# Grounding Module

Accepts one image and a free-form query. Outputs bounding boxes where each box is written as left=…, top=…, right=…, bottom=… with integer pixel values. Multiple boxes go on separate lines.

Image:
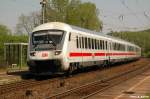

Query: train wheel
left=69, top=65, right=74, bottom=74
left=65, top=64, right=74, bottom=77
left=103, top=60, right=109, bottom=68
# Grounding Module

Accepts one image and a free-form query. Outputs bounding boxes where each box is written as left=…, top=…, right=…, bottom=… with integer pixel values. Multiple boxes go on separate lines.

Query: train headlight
left=30, top=52, right=36, bottom=56
left=55, top=51, right=61, bottom=55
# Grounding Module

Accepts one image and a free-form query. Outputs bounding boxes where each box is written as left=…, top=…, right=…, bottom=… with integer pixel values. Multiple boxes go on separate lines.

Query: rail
left=46, top=61, right=150, bottom=99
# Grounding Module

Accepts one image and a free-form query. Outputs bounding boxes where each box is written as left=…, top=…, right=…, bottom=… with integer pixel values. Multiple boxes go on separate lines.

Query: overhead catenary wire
left=120, top=0, right=145, bottom=25
left=101, top=0, right=150, bottom=32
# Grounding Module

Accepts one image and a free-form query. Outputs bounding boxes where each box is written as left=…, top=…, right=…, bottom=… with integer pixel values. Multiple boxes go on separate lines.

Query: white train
left=27, top=22, right=141, bottom=75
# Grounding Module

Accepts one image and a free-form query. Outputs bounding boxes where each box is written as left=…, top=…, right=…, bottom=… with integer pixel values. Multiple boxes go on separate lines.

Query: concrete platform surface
left=90, top=69, right=150, bottom=99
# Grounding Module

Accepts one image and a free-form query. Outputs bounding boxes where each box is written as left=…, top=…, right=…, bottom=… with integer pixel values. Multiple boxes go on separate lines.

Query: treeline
left=109, top=29, right=150, bottom=57
left=16, top=0, right=102, bottom=34
left=0, top=24, right=28, bottom=62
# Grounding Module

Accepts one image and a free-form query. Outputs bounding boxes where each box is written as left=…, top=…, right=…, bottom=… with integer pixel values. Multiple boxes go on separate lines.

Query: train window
left=117, top=43, right=119, bottom=50
left=85, top=37, right=87, bottom=49
left=114, top=43, right=116, bottom=50
left=98, top=40, right=100, bottom=49
left=97, top=40, right=99, bottom=49
left=97, top=40, right=99, bottom=50
left=122, top=45, right=125, bottom=51
left=99, top=40, right=101, bottom=49
left=76, top=36, right=79, bottom=48
left=96, top=40, right=98, bottom=49
left=105, top=41, right=107, bottom=50
left=102, top=41, right=104, bottom=50
left=103, top=41, right=105, bottom=50
left=121, top=44, right=122, bottom=51
left=112, top=42, right=114, bottom=50
left=120, top=44, right=122, bottom=51
left=69, top=33, right=71, bottom=41
left=117, top=43, right=118, bottom=50
left=82, top=37, right=84, bottom=49
left=94, top=39, right=97, bottom=49
left=124, top=45, right=125, bottom=51
left=79, top=37, right=82, bottom=48
left=97, top=40, right=100, bottom=49
left=101, top=41, right=102, bottom=50
left=116, top=43, right=118, bottom=50
left=127, top=46, right=129, bottom=51
left=113, top=43, right=115, bottom=50
left=118, top=44, right=120, bottom=50
left=118, top=44, right=120, bottom=51
left=109, top=42, right=111, bottom=50
left=88, top=38, right=91, bottom=49
left=100, top=40, right=102, bottom=50
left=99, top=40, right=102, bottom=49
left=92, top=39, right=94, bottom=49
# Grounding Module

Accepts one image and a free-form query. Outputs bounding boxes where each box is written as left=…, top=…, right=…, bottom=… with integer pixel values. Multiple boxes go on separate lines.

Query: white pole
left=20, top=44, right=22, bottom=69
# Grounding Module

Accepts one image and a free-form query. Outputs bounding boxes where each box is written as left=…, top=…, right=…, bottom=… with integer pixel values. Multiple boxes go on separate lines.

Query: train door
left=107, top=41, right=111, bottom=62
left=79, top=36, right=83, bottom=66
left=105, top=41, right=108, bottom=60
left=77, top=35, right=83, bottom=64
left=68, top=33, right=82, bottom=63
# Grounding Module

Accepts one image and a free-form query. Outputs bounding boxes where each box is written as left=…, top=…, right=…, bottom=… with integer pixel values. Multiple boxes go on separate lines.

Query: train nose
left=30, top=51, right=55, bottom=60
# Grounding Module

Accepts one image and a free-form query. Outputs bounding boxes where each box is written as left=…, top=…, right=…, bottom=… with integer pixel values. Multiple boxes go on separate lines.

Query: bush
left=144, top=51, right=150, bottom=58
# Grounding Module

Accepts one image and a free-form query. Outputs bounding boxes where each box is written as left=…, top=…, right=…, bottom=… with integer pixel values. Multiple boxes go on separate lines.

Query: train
left=27, top=22, right=141, bottom=75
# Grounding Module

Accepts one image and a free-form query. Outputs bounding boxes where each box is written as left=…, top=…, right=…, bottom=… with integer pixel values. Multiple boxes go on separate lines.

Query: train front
left=27, top=23, right=67, bottom=75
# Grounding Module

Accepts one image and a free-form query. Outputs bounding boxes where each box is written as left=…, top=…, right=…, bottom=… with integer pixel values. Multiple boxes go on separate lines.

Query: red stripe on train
left=69, top=52, right=136, bottom=57
left=69, top=52, right=92, bottom=57
left=94, top=53, right=106, bottom=56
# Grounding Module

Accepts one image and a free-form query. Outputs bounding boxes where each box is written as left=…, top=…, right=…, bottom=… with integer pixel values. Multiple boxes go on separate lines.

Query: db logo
left=42, top=53, right=48, bottom=57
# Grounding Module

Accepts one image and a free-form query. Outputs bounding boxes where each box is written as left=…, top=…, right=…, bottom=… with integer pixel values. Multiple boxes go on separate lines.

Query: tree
left=15, top=12, right=41, bottom=35
left=76, top=2, right=102, bottom=31
left=46, top=0, right=102, bottom=31
left=15, top=0, right=103, bottom=34
left=0, top=24, right=11, bottom=61
left=0, top=24, right=11, bottom=36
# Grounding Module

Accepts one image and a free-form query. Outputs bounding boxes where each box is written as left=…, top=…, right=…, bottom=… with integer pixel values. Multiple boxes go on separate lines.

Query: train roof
left=70, top=23, right=139, bottom=48
left=32, top=22, right=140, bottom=48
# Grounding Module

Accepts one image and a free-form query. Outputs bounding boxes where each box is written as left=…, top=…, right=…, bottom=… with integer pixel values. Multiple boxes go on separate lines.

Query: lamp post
left=40, top=0, right=47, bottom=24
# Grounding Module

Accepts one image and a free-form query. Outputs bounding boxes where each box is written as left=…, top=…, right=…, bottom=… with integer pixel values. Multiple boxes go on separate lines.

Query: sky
left=0, top=0, right=150, bottom=33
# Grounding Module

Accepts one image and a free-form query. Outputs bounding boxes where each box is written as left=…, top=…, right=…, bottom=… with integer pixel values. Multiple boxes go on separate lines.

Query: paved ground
left=0, top=74, right=21, bottom=85
left=90, top=68, right=150, bottom=99
left=0, top=70, right=29, bottom=85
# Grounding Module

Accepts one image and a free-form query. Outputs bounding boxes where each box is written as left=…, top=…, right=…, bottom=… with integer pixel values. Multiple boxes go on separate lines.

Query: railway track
left=0, top=59, right=149, bottom=99
left=0, top=76, right=61, bottom=95
left=46, top=60, right=150, bottom=99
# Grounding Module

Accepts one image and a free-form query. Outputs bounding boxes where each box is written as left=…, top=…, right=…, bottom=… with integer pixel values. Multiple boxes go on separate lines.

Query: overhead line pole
left=40, top=0, right=47, bottom=24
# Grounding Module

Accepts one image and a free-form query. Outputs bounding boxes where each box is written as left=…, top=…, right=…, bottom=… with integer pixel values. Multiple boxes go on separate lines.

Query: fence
left=4, top=43, right=28, bottom=71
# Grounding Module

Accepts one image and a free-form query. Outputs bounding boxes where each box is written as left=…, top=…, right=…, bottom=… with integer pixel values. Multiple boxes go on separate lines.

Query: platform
left=90, top=68, right=150, bottom=99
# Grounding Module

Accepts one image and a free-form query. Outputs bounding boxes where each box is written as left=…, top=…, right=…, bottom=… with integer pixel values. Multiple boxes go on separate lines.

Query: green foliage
left=46, top=0, right=102, bottom=31
left=0, top=24, right=11, bottom=36
left=0, top=35, right=28, bottom=59
left=0, top=24, right=28, bottom=62
left=109, top=29, right=150, bottom=57
left=144, top=51, right=150, bottom=58
left=16, top=0, right=103, bottom=34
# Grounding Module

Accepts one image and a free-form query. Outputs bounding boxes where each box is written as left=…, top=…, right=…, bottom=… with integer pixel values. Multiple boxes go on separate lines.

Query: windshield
left=31, top=30, right=65, bottom=51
